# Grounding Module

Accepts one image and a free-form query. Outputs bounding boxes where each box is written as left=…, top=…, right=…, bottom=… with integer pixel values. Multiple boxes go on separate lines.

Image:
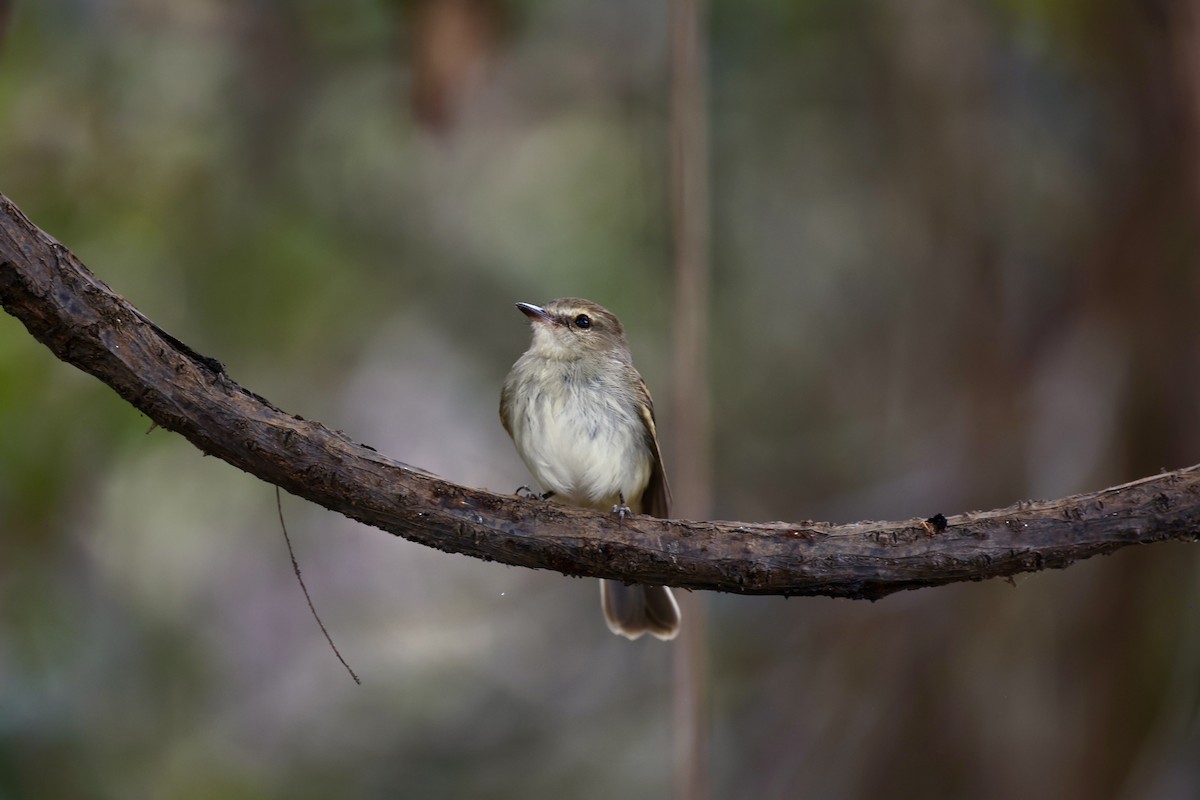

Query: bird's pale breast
left=508, top=368, right=651, bottom=512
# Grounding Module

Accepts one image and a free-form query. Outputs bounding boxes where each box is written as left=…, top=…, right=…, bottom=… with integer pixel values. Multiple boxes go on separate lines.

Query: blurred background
left=3, top=0, right=1200, bottom=797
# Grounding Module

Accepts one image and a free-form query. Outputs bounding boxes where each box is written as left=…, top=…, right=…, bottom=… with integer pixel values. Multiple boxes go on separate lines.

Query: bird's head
left=516, top=298, right=630, bottom=362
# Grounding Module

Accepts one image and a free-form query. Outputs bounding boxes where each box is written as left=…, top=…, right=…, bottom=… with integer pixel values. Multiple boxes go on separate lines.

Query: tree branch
left=2, top=192, right=1198, bottom=600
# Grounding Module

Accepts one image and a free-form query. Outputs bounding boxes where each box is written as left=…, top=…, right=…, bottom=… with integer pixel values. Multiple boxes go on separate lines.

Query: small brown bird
left=500, top=298, right=680, bottom=640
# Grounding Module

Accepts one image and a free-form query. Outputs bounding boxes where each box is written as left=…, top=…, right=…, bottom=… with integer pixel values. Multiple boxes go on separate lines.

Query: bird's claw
left=611, top=493, right=631, bottom=524
left=515, top=486, right=554, bottom=501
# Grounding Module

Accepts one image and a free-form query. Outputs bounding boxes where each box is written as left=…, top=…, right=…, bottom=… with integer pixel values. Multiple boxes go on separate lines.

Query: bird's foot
left=611, top=493, right=632, bottom=524
left=515, top=486, right=555, bottom=501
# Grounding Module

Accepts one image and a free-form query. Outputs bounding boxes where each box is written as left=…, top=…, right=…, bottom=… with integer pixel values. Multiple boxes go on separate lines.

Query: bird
left=500, top=298, right=681, bottom=640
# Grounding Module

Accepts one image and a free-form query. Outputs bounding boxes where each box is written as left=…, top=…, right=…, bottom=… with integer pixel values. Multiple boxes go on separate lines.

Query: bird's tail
left=600, top=580, right=681, bottom=641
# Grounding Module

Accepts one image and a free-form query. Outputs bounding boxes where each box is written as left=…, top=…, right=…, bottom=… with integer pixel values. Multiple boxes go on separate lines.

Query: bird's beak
left=515, top=302, right=551, bottom=323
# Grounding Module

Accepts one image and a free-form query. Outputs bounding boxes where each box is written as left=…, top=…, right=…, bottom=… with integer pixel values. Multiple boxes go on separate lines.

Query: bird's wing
left=636, top=376, right=672, bottom=519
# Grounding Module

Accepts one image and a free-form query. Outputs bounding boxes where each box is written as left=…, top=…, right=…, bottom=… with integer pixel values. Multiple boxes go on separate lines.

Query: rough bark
left=2, top=192, right=1198, bottom=600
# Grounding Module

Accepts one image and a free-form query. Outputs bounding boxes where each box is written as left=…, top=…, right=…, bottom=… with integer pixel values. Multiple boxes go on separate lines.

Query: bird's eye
left=574, top=314, right=592, bottom=329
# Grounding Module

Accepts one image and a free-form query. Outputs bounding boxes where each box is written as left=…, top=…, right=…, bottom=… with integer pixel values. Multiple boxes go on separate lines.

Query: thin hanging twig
left=276, top=486, right=361, bottom=685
